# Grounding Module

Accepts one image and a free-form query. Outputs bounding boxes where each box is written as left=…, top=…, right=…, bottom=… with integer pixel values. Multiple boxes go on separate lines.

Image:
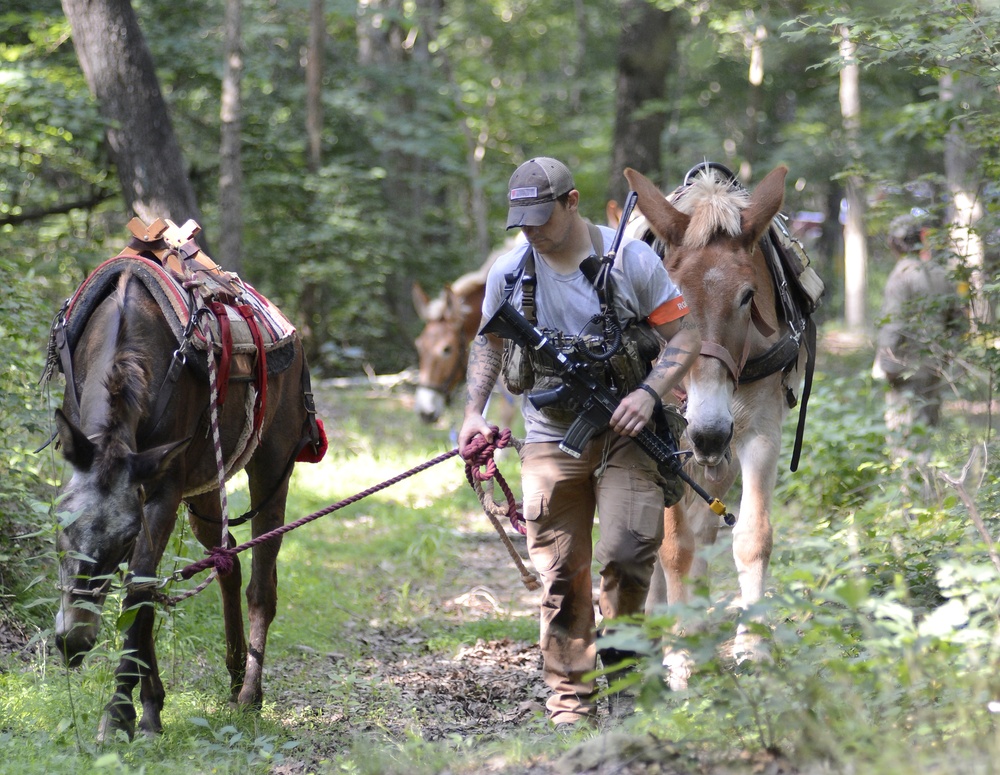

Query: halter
left=674, top=162, right=819, bottom=472
left=673, top=163, right=800, bottom=387
left=417, top=320, right=469, bottom=399
left=699, top=299, right=776, bottom=384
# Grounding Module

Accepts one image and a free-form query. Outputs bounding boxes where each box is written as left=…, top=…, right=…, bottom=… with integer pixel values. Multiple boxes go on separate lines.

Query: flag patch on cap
left=510, top=187, right=539, bottom=201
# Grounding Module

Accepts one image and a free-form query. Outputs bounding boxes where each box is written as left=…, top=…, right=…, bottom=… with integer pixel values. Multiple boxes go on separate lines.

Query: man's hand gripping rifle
left=480, top=299, right=735, bottom=526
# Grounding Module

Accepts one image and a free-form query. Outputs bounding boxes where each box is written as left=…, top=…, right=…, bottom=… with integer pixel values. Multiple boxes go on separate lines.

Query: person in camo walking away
left=458, top=157, right=700, bottom=727
left=873, top=212, right=965, bottom=465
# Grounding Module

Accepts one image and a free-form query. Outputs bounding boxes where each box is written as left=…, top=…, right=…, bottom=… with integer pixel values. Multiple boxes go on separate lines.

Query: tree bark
left=306, top=0, right=325, bottom=174
left=219, top=0, right=244, bottom=272
left=608, top=0, right=677, bottom=204
left=740, top=23, right=767, bottom=181
left=839, top=27, right=867, bottom=333
left=60, top=0, right=204, bottom=237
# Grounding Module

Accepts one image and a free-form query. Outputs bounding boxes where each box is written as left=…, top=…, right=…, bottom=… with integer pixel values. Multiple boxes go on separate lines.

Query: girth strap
left=208, top=301, right=234, bottom=406
left=236, top=303, right=267, bottom=437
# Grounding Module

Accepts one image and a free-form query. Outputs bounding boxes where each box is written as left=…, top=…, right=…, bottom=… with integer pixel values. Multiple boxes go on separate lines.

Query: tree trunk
left=219, top=0, right=244, bottom=272
left=306, top=0, right=325, bottom=174
left=608, top=0, right=677, bottom=204
left=61, top=0, right=204, bottom=238
left=839, top=27, right=867, bottom=333
left=940, top=72, right=989, bottom=325
left=740, top=23, right=767, bottom=181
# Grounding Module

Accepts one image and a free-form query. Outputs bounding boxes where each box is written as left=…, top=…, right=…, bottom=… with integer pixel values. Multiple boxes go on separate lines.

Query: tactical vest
left=499, top=225, right=660, bottom=421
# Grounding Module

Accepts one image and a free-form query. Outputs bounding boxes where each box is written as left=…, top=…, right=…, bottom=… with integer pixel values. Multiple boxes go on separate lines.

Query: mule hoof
left=138, top=716, right=163, bottom=737
left=97, top=712, right=135, bottom=744
left=662, top=648, right=693, bottom=692
left=731, top=624, right=772, bottom=665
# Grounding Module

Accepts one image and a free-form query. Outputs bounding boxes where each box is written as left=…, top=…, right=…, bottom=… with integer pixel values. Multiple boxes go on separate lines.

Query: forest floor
left=249, top=385, right=801, bottom=775
left=0, top=371, right=840, bottom=774
left=261, top=517, right=795, bottom=775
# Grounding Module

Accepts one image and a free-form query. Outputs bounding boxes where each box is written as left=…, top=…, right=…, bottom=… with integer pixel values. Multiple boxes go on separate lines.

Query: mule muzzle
left=414, top=385, right=447, bottom=423
left=688, top=422, right=734, bottom=467
left=55, top=609, right=99, bottom=666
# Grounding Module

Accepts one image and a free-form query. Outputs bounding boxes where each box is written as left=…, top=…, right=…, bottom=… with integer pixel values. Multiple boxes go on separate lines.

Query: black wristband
left=637, top=383, right=662, bottom=412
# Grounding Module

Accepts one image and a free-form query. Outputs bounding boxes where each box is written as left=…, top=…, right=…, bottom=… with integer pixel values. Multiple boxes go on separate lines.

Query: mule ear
left=741, top=165, right=787, bottom=245
left=442, top=285, right=459, bottom=316
left=54, top=408, right=95, bottom=472
left=412, top=283, right=431, bottom=320
left=128, top=437, right=191, bottom=483
left=623, top=168, right=690, bottom=247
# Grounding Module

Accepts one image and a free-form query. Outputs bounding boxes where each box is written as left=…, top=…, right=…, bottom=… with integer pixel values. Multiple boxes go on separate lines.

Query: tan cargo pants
left=519, top=431, right=665, bottom=724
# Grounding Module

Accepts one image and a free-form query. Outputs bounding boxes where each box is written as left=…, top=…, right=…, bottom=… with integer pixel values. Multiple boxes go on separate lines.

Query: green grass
left=4, top=372, right=1000, bottom=774
left=0, top=385, right=534, bottom=774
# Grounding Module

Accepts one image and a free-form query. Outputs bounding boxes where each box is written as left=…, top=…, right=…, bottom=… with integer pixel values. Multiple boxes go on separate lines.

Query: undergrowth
left=2, top=322, right=1000, bottom=773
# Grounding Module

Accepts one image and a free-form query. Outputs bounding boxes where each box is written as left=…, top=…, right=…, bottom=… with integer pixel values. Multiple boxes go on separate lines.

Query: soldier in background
left=872, top=213, right=964, bottom=456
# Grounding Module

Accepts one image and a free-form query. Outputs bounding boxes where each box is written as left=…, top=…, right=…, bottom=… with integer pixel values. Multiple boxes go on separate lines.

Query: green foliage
left=596, top=341, right=1000, bottom=772
left=5, top=369, right=1000, bottom=772
left=6, top=1, right=1000, bottom=770
left=7, top=0, right=1000, bottom=374
left=0, top=239, right=60, bottom=622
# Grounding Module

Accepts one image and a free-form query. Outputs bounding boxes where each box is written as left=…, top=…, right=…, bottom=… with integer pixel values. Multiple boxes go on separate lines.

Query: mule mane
left=671, top=171, right=751, bottom=250
left=97, top=273, right=151, bottom=487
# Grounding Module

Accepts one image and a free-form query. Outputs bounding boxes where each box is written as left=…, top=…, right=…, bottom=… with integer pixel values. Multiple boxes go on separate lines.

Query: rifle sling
left=501, top=224, right=611, bottom=326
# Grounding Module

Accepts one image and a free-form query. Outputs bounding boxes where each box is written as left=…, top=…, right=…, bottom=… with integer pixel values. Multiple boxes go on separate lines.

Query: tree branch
left=0, top=190, right=118, bottom=227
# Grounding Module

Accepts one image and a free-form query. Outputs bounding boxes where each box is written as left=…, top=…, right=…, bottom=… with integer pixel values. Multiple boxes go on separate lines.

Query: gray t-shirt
left=483, top=224, right=682, bottom=442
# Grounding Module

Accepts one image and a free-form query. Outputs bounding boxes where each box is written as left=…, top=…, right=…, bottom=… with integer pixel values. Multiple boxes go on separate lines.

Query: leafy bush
left=606, top=354, right=1000, bottom=772
left=0, top=250, right=59, bottom=623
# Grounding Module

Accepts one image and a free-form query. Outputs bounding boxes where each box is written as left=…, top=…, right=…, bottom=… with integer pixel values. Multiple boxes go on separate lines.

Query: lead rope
left=463, top=428, right=539, bottom=591
left=159, top=429, right=537, bottom=598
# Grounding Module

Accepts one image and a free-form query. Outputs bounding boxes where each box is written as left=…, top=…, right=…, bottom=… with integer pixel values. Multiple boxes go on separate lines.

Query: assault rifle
left=481, top=299, right=734, bottom=525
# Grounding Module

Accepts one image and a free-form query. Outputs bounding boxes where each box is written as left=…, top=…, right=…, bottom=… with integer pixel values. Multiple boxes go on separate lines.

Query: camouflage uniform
left=873, top=214, right=962, bottom=437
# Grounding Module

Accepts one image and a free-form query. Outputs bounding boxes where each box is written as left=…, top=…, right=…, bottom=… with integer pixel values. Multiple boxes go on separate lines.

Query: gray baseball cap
left=506, top=157, right=575, bottom=229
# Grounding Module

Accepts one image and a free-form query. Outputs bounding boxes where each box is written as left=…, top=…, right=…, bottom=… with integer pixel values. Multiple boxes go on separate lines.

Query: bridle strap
left=700, top=297, right=776, bottom=384
left=700, top=340, right=741, bottom=383
left=417, top=325, right=468, bottom=397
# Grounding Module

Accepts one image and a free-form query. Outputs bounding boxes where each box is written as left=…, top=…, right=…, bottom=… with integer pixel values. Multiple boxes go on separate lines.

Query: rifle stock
left=481, top=299, right=734, bottom=525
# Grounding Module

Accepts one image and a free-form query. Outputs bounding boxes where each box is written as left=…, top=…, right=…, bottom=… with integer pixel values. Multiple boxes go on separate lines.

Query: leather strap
left=789, top=317, right=817, bottom=473
left=236, top=303, right=267, bottom=437
left=208, top=301, right=233, bottom=407
left=54, top=323, right=81, bottom=421
left=699, top=296, right=775, bottom=384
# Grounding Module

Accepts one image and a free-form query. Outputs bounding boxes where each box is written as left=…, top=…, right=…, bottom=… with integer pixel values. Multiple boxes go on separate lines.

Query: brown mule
left=624, top=165, right=807, bottom=682
left=50, top=257, right=320, bottom=740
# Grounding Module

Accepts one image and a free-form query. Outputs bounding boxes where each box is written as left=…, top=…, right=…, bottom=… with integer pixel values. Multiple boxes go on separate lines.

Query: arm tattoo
left=648, top=344, right=693, bottom=383
left=465, top=335, right=501, bottom=411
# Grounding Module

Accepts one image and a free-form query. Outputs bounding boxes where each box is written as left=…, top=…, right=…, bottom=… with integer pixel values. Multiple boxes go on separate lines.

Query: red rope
left=461, top=427, right=525, bottom=535
left=176, top=430, right=523, bottom=581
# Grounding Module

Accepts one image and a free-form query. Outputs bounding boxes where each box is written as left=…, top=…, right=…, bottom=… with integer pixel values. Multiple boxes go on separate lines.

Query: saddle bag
left=768, top=214, right=825, bottom=314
